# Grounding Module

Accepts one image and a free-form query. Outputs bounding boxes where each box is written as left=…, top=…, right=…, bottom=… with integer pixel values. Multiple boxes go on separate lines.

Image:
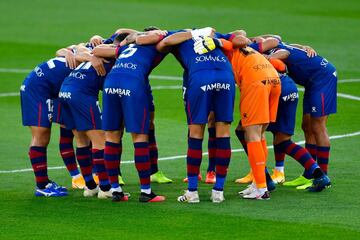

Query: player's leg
left=234, top=122, right=253, bottom=184
left=178, top=124, right=205, bottom=203
left=242, top=124, right=270, bottom=199
left=205, top=111, right=216, bottom=184
left=72, top=130, right=97, bottom=196
left=85, top=129, right=112, bottom=199
left=58, top=125, right=84, bottom=189
left=131, top=133, right=165, bottom=202
left=149, top=110, right=173, bottom=184
left=211, top=121, right=231, bottom=203
left=104, top=130, right=128, bottom=201
left=101, top=77, right=128, bottom=202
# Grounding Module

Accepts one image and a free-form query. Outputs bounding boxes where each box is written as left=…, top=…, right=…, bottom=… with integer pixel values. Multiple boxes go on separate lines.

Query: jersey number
left=46, top=57, right=67, bottom=69
left=119, top=44, right=137, bottom=59
left=75, top=62, right=92, bottom=70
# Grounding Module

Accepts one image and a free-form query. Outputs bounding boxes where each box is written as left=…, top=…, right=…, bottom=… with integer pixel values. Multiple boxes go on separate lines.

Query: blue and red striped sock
left=317, top=146, right=330, bottom=175
left=235, top=129, right=247, bottom=154
left=207, top=128, right=216, bottom=172
left=92, top=149, right=111, bottom=191
left=104, top=141, right=121, bottom=189
left=134, top=142, right=151, bottom=192
left=304, top=143, right=318, bottom=178
left=278, top=140, right=318, bottom=178
left=273, top=143, right=286, bottom=172
left=214, top=137, right=231, bottom=191
left=76, top=146, right=95, bottom=188
left=305, top=143, right=317, bottom=161
left=187, top=137, right=203, bottom=191
left=149, top=129, right=159, bottom=174
left=29, top=146, right=49, bottom=189
left=59, top=127, right=80, bottom=177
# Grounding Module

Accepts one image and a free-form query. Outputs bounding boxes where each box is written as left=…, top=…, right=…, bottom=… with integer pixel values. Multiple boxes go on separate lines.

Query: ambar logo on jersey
left=104, top=88, right=131, bottom=97
left=200, top=83, right=230, bottom=92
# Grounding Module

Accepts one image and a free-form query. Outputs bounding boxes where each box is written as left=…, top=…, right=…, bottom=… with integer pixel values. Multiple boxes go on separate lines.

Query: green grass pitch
left=0, top=0, right=360, bottom=239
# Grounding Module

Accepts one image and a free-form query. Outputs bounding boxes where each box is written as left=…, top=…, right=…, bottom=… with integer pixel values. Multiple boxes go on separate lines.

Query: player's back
left=277, top=42, right=336, bottom=86
left=24, top=57, right=72, bottom=97
left=108, top=44, right=165, bottom=80
left=173, top=38, right=233, bottom=77
left=62, top=60, right=114, bottom=96
left=228, top=47, right=279, bottom=86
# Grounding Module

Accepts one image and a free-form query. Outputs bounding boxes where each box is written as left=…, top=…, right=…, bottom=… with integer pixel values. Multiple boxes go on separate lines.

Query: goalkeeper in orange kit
left=194, top=35, right=281, bottom=199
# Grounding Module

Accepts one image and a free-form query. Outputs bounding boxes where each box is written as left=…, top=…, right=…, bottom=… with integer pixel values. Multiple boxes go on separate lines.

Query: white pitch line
left=297, top=88, right=360, bottom=101
left=1, top=131, right=359, bottom=174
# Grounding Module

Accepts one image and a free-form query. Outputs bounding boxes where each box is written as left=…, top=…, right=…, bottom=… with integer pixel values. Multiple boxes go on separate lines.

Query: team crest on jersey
left=282, top=92, right=299, bottom=102
left=104, top=88, right=131, bottom=97
left=312, top=106, right=317, bottom=113
left=20, top=85, right=26, bottom=92
left=200, top=83, right=230, bottom=92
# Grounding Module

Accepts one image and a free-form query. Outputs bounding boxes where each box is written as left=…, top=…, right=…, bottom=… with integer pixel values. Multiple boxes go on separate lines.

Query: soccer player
left=194, top=34, right=281, bottom=199
left=20, top=44, right=86, bottom=197
left=59, top=36, right=126, bottom=199
left=92, top=30, right=168, bottom=202
left=265, top=41, right=335, bottom=190
left=153, top=28, right=236, bottom=203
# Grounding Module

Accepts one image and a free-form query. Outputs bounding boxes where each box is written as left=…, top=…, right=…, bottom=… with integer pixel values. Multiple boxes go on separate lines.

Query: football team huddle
left=20, top=26, right=336, bottom=203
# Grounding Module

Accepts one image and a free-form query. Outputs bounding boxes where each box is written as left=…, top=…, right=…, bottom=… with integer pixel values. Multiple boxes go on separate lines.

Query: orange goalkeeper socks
left=247, top=141, right=266, bottom=189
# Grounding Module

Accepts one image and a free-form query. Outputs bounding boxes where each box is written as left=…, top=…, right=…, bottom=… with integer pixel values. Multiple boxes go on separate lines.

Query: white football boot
left=210, top=189, right=225, bottom=203
left=177, top=190, right=200, bottom=203
left=83, top=186, right=99, bottom=197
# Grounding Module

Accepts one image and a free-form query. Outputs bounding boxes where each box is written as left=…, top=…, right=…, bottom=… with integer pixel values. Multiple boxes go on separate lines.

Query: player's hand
left=304, top=45, right=317, bottom=57
left=191, top=27, right=216, bottom=40
left=64, top=50, right=77, bottom=69
left=89, top=35, right=103, bottom=47
left=193, top=37, right=222, bottom=55
left=90, top=56, right=108, bottom=76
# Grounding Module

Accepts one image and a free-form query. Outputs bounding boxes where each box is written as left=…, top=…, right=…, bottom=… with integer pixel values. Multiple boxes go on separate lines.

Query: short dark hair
left=114, top=33, right=130, bottom=45
left=143, top=26, right=160, bottom=32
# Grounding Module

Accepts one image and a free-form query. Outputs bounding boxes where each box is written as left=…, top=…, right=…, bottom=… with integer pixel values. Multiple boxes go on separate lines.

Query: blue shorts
left=102, top=73, right=150, bottom=134
left=59, top=85, right=102, bottom=131
left=185, top=70, right=235, bottom=124
left=52, top=99, right=65, bottom=125
left=267, top=75, right=298, bottom=135
left=303, top=70, right=337, bottom=117
left=20, top=72, right=53, bottom=128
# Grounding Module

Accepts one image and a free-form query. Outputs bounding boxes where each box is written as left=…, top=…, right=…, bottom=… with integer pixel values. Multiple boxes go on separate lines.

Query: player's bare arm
left=135, top=31, right=168, bottom=45
left=267, top=49, right=290, bottom=60
left=114, top=28, right=138, bottom=35
left=290, top=43, right=317, bottom=57
left=56, top=45, right=77, bottom=69
left=252, top=34, right=282, bottom=40
left=92, top=44, right=117, bottom=58
left=251, top=37, right=280, bottom=53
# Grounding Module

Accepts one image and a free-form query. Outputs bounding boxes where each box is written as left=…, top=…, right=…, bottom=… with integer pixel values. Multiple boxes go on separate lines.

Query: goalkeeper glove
left=193, top=37, right=222, bottom=55
left=191, top=27, right=214, bottom=40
